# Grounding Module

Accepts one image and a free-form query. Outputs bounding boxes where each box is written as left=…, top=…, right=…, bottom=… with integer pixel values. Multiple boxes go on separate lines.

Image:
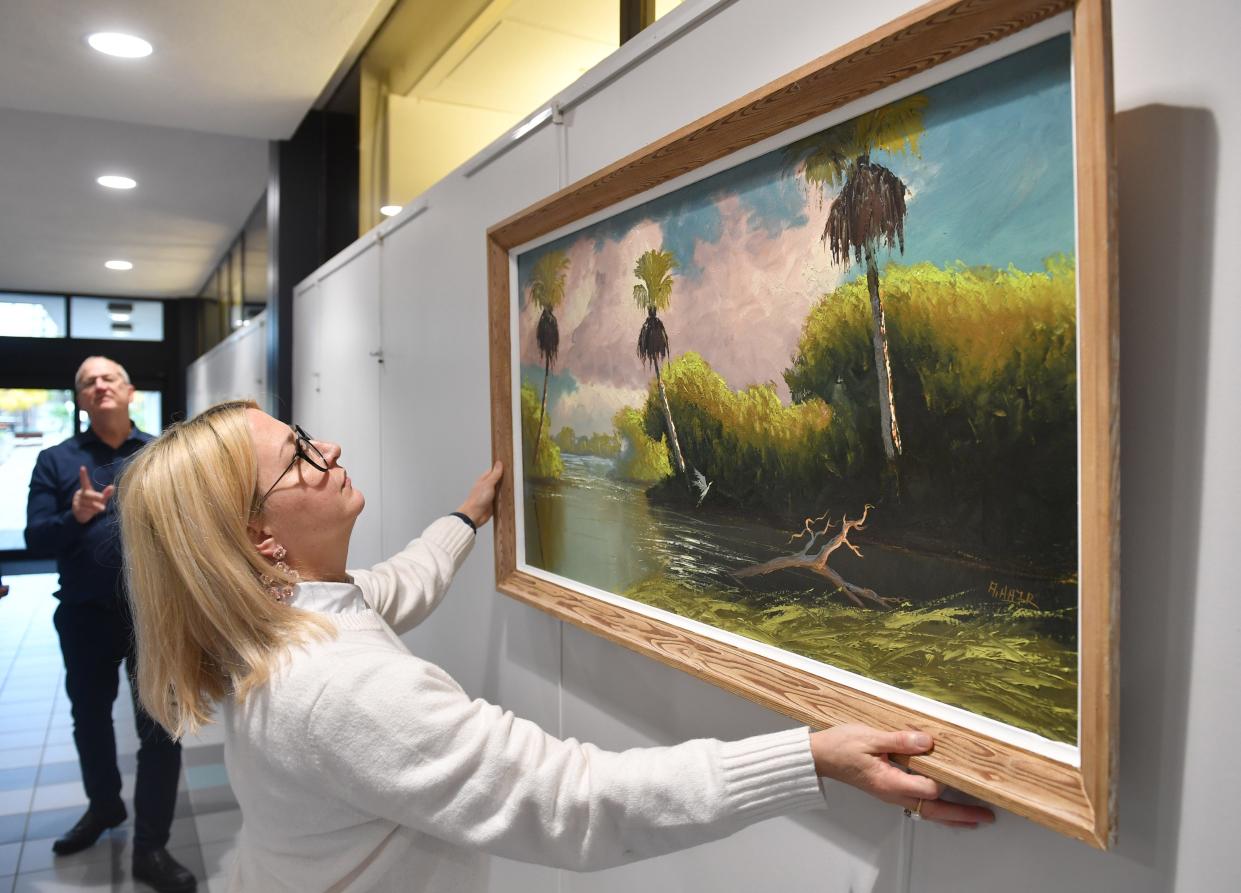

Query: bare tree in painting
left=529, top=249, right=569, bottom=464
left=791, top=96, right=928, bottom=477
left=633, top=248, right=687, bottom=476
left=734, top=505, right=900, bottom=609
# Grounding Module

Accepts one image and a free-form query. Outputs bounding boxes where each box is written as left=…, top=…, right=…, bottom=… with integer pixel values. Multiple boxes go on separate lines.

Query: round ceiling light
left=87, top=32, right=153, bottom=59
left=97, top=174, right=137, bottom=190
left=104, top=260, right=134, bottom=271
left=380, top=205, right=402, bottom=217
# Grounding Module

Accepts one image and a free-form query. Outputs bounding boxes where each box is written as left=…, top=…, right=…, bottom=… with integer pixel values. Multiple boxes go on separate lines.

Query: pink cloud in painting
left=520, top=188, right=845, bottom=434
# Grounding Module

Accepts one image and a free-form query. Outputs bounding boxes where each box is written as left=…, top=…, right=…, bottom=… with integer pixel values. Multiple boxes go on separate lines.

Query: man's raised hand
left=72, top=465, right=114, bottom=524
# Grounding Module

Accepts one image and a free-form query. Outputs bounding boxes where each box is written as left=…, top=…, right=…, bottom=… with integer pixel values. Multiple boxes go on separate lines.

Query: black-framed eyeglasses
left=254, top=425, right=329, bottom=510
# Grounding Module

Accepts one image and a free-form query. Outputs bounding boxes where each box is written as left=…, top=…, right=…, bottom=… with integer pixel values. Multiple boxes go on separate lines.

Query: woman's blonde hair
left=118, top=400, right=332, bottom=739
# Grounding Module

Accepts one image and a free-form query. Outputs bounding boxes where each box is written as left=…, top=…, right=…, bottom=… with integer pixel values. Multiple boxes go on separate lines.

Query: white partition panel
left=291, top=283, right=323, bottom=433
left=314, top=245, right=384, bottom=571
left=286, top=0, right=1240, bottom=890
left=377, top=128, right=566, bottom=893
left=185, top=312, right=269, bottom=417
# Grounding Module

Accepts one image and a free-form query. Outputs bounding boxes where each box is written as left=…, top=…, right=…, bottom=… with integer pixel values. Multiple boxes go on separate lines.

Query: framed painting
left=487, top=0, right=1116, bottom=847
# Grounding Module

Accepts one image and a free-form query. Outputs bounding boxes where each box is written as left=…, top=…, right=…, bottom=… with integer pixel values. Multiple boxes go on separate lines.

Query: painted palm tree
left=790, top=95, right=928, bottom=466
left=529, top=249, right=570, bottom=463
left=633, top=248, right=687, bottom=476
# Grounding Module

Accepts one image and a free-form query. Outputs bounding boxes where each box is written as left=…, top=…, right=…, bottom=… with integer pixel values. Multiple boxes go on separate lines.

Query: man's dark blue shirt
left=24, top=425, right=153, bottom=606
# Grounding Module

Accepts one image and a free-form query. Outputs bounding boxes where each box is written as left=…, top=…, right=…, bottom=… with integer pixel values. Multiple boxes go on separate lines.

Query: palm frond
left=787, top=127, right=859, bottom=195
left=633, top=283, right=650, bottom=310
left=825, top=159, right=908, bottom=264
left=853, top=94, right=928, bottom=160
left=637, top=313, right=670, bottom=368
left=530, top=250, right=570, bottom=311
left=633, top=249, right=678, bottom=312
left=536, top=308, right=559, bottom=366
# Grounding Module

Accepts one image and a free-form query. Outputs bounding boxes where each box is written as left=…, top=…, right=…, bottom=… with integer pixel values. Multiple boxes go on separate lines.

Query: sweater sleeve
left=306, top=651, right=825, bottom=871
left=348, top=516, right=475, bottom=634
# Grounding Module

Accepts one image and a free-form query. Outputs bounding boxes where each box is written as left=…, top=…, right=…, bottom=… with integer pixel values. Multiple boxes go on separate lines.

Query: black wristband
left=450, top=511, right=477, bottom=533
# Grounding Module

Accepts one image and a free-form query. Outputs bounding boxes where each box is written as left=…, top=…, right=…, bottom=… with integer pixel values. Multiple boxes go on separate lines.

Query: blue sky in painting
left=518, top=34, right=1073, bottom=293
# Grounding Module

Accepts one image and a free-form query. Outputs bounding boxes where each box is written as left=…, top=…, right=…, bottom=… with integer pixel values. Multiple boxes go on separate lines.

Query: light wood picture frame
left=487, top=0, right=1116, bottom=847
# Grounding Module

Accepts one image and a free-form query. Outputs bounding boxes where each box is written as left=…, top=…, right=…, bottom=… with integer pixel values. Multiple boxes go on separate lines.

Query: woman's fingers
left=870, top=729, right=933, bottom=755
left=898, top=796, right=996, bottom=827
left=882, top=767, right=943, bottom=801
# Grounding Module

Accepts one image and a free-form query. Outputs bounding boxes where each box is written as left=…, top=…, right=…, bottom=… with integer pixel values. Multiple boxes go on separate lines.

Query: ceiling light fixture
left=87, top=32, right=153, bottom=58
left=104, top=260, right=133, bottom=271
left=97, top=174, right=137, bottom=190
left=380, top=205, right=402, bottom=217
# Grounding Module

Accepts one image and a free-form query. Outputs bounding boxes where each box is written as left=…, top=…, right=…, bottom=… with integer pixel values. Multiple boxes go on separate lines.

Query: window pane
left=129, top=390, right=162, bottom=435
left=0, top=294, right=67, bottom=338
left=0, top=389, right=75, bottom=550
left=70, top=297, right=164, bottom=341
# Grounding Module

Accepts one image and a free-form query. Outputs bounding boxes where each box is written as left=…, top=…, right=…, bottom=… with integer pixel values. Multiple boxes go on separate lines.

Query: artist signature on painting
left=987, top=580, right=1040, bottom=609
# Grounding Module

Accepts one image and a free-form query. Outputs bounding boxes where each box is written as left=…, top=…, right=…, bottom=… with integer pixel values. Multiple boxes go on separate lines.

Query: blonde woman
left=118, top=402, right=992, bottom=893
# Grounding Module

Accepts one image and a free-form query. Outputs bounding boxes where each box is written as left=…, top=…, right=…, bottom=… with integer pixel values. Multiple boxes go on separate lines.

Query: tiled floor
left=0, top=575, right=241, bottom=892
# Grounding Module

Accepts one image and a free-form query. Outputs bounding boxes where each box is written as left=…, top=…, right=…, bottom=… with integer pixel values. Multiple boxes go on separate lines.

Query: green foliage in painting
left=785, top=257, right=1078, bottom=565
left=556, top=426, right=622, bottom=458
left=554, top=425, right=576, bottom=453
left=520, top=382, right=563, bottom=480
left=641, top=352, right=835, bottom=511
left=612, top=407, right=672, bottom=482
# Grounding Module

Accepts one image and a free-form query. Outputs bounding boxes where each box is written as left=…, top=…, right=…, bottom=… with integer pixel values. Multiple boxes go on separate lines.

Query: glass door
left=0, top=389, right=75, bottom=550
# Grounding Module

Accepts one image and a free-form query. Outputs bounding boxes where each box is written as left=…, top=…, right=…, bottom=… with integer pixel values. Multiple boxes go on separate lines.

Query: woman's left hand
left=456, top=461, right=504, bottom=528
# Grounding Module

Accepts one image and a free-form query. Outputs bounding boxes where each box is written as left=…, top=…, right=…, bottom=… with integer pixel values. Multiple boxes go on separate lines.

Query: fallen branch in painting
left=733, top=505, right=900, bottom=609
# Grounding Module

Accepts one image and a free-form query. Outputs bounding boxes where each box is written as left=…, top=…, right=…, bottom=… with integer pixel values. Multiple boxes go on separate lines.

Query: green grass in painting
left=625, top=575, right=1078, bottom=744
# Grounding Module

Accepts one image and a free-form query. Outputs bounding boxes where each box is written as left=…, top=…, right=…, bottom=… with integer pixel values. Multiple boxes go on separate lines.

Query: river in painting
left=524, top=454, right=1077, bottom=744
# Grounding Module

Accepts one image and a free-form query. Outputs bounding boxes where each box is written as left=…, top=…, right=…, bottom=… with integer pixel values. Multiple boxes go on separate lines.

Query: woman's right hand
left=456, top=461, right=504, bottom=528
left=809, top=723, right=995, bottom=828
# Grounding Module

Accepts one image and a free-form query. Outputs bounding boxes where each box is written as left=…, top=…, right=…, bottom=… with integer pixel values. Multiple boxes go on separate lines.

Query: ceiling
left=383, top=0, right=622, bottom=205
left=0, top=0, right=392, bottom=299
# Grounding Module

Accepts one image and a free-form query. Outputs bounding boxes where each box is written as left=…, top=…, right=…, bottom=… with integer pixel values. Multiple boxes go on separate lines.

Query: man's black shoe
left=51, top=806, right=127, bottom=855
left=132, top=846, right=198, bottom=892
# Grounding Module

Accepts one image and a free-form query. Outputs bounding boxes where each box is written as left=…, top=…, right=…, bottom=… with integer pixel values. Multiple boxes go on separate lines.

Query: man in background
left=25, top=356, right=195, bottom=893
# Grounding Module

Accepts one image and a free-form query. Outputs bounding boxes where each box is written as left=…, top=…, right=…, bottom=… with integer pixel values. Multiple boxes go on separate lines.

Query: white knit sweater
left=221, top=516, right=827, bottom=892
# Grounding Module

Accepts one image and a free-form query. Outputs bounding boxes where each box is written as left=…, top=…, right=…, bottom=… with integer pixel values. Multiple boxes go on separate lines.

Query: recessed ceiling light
left=97, top=174, right=137, bottom=190
left=87, top=32, right=153, bottom=59
left=380, top=205, right=402, bottom=217
left=104, top=260, right=133, bottom=271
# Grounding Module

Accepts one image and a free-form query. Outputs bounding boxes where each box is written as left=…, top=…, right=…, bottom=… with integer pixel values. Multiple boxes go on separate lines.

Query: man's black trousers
left=53, top=601, right=181, bottom=851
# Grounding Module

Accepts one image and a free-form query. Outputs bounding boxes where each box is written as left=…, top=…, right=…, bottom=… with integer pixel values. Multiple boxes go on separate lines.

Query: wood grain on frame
left=487, top=0, right=1116, bottom=847
left=1072, top=0, right=1120, bottom=849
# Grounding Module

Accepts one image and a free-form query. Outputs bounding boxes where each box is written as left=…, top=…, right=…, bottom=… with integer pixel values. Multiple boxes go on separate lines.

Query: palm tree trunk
left=532, top=358, right=551, bottom=471
left=864, top=245, right=902, bottom=461
left=654, top=360, right=686, bottom=475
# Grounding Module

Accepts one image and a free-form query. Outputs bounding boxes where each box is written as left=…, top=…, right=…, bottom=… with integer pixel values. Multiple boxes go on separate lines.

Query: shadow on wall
left=1112, top=104, right=1215, bottom=878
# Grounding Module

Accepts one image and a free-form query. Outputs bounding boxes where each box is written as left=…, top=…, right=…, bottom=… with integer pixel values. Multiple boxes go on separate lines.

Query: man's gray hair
left=74, top=356, right=132, bottom=392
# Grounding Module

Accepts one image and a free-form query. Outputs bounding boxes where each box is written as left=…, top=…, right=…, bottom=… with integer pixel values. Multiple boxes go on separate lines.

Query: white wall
left=286, top=0, right=1240, bottom=890
left=186, top=311, right=269, bottom=417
